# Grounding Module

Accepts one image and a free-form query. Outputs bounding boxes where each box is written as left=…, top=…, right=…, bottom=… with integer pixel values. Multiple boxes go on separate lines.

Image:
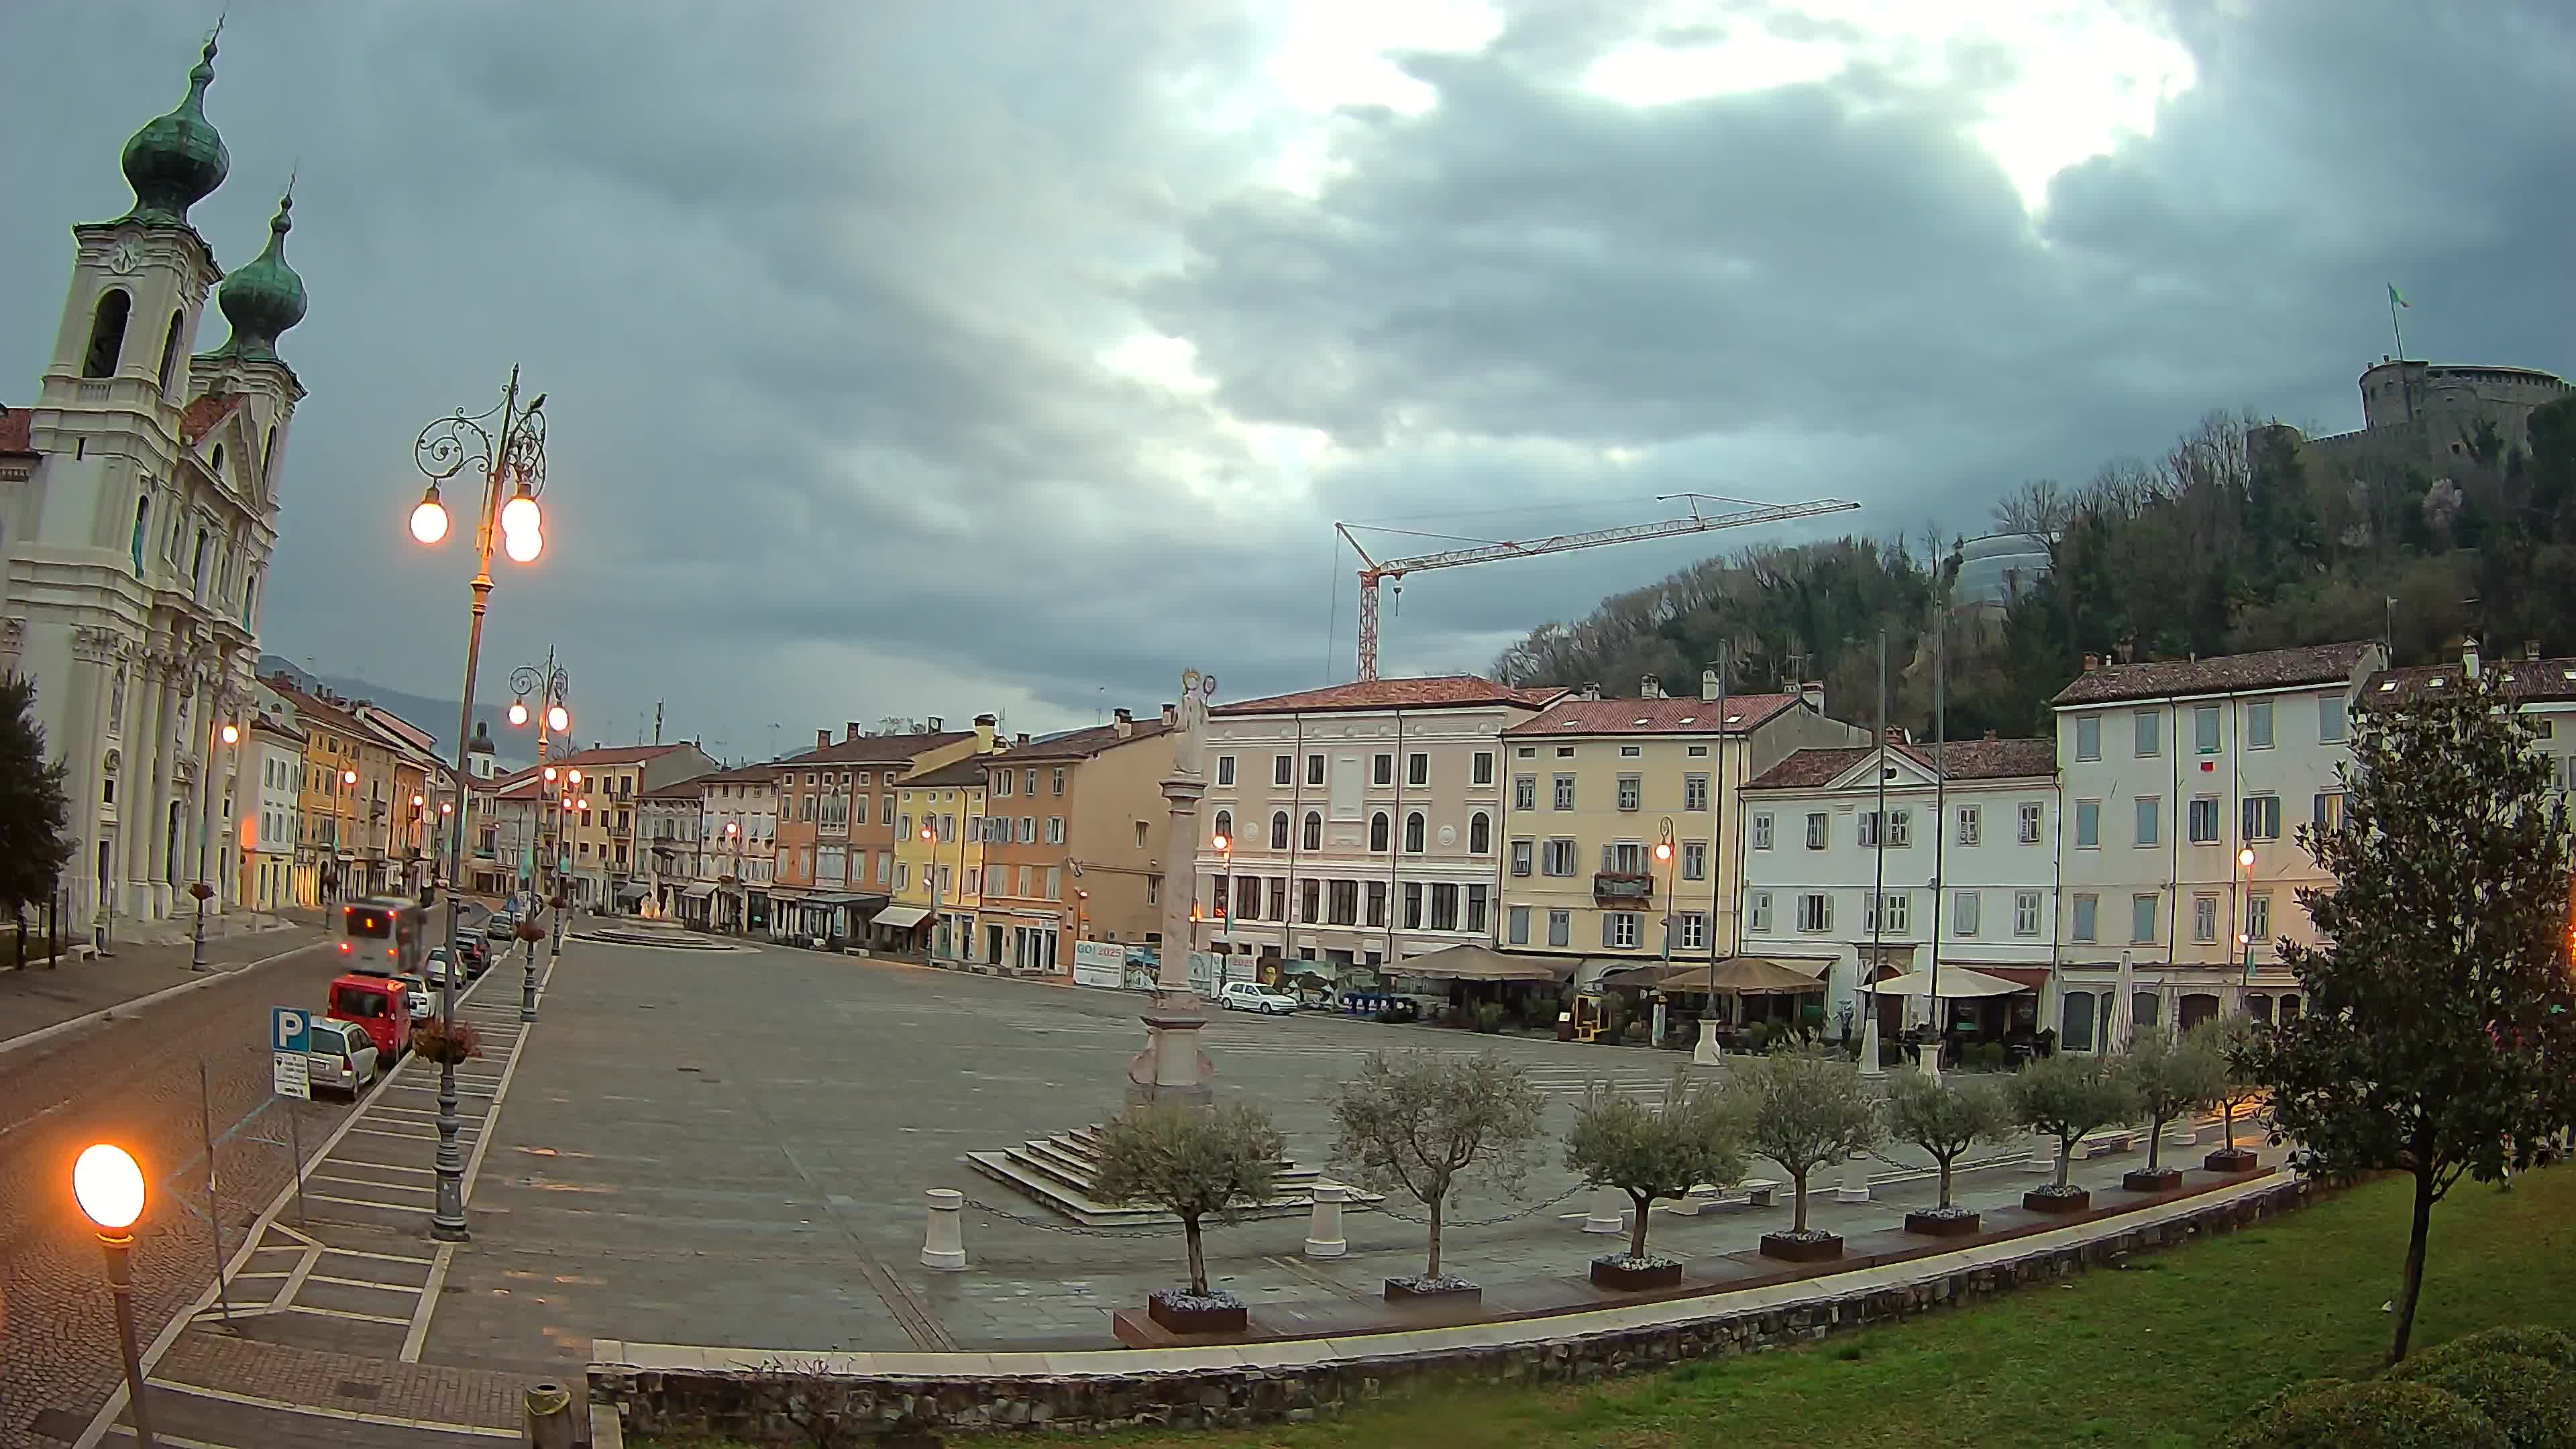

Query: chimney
left=926, top=716, right=943, bottom=733
left=816, top=728, right=830, bottom=749
left=1640, top=674, right=1664, bottom=700
left=2527, top=641, right=2544, bottom=661
left=1113, top=706, right=1134, bottom=739
left=1161, top=702, right=1178, bottom=728
left=1579, top=682, right=1602, bottom=701
left=846, top=721, right=863, bottom=742
left=1700, top=668, right=1721, bottom=702
left=973, top=713, right=997, bottom=750
left=1984, top=729, right=1998, bottom=741
left=1884, top=725, right=1907, bottom=745
left=2462, top=635, right=2481, bottom=681
left=1799, top=680, right=1825, bottom=713
left=2082, top=653, right=2102, bottom=673
left=1015, top=732, right=1031, bottom=747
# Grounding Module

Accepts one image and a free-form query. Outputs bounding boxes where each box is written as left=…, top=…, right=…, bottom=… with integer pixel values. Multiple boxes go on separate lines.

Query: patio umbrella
left=2112, top=951, right=2136, bottom=1054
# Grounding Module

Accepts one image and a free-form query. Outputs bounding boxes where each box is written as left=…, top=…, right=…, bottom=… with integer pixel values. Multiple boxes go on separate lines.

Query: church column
left=147, top=665, right=184, bottom=918
left=121, top=658, right=161, bottom=912
left=64, top=633, right=115, bottom=927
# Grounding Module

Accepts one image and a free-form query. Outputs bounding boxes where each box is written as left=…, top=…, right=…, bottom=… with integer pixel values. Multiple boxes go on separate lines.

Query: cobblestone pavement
left=0, top=906, right=491, bottom=1449
left=0, top=916, right=325, bottom=1054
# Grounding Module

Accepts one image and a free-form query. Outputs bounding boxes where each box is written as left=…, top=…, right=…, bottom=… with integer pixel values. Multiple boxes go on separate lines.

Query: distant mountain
left=258, top=654, right=528, bottom=765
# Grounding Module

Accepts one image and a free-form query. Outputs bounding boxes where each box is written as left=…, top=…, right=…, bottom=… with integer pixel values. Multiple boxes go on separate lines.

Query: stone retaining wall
left=596, top=1177, right=2314, bottom=1440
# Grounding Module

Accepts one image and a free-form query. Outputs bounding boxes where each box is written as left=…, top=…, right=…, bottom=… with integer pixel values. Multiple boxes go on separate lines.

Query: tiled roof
left=179, top=392, right=246, bottom=445
left=902, top=755, right=997, bottom=789
left=248, top=715, right=305, bottom=743
left=549, top=743, right=695, bottom=767
left=1212, top=675, right=1565, bottom=716
left=263, top=679, right=363, bottom=733
left=0, top=406, right=32, bottom=455
left=1746, top=737, right=2057, bottom=792
left=694, top=759, right=787, bottom=786
left=775, top=731, right=974, bottom=767
left=1504, top=694, right=1802, bottom=737
left=2049, top=642, right=2376, bottom=706
left=639, top=774, right=714, bottom=800
left=985, top=718, right=1172, bottom=761
left=2367, top=656, right=2576, bottom=706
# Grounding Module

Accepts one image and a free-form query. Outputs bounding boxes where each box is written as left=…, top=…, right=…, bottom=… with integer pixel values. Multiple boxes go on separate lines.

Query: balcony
left=1592, top=871, right=1655, bottom=906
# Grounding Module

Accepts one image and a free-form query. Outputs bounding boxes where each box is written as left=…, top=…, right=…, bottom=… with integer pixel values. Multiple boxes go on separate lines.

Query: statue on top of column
left=1173, top=669, right=1215, bottom=780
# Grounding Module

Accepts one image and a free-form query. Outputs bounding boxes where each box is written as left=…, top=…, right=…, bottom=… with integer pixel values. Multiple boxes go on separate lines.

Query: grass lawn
left=644, top=1165, right=2576, bottom=1449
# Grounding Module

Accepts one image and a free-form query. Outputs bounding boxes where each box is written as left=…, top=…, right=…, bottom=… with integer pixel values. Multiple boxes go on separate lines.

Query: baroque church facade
left=0, top=34, right=310, bottom=928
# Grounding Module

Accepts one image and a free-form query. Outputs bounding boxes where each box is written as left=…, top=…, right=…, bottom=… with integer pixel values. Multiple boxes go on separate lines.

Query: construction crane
left=1336, top=492, right=1862, bottom=681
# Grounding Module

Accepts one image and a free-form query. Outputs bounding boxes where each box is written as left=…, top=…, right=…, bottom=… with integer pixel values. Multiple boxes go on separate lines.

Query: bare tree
left=1328, top=1052, right=1546, bottom=1284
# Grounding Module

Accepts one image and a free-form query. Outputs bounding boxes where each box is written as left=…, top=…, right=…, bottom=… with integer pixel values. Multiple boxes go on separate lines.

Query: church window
left=156, top=311, right=184, bottom=394
left=210, top=444, right=225, bottom=480
left=83, top=289, right=131, bottom=378
left=264, top=426, right=278, bottom=483
left=193, top=527, right=209, bottom=584
left=129, top=496, right=148, bottom=574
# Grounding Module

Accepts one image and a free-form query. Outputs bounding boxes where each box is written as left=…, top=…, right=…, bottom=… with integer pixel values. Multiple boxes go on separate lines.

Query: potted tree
left=1727, top=1046, right=1884, bottom=1261
left=2116, top=1028, right=2225, bottom=1191
left=1564, top=1071, right=1746, bottom=1289
left=1884, top=1065, right=2015, bottom=1236
left=2008, top=1053, right=2137, bottom=1213
left=1328, top=1051, right=1545, bottom=1301
left=1091, top=1102, right=1284, bottom=1335
left=2198, top=1018, right=2266, bottom=1173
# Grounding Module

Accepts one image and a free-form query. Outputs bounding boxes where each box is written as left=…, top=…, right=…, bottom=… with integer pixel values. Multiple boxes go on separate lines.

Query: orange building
left=974, top=706, right=1173, bottom=973
left=769, top=715, right=995, bottom=944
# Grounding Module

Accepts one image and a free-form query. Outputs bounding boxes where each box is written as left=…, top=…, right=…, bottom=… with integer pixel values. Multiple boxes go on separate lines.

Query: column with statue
left=1126, top=667, right=1219, bottom=1110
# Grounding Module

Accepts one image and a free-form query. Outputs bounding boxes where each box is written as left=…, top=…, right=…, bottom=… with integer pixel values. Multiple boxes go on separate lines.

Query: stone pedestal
left=1858, top=1014, right=1883, bottom=1077
left=1125, top=1008, right=1214, bottom=1110
left=1834, top=1157, right=1871, bottom=1203
left=1693, top=1018, right=1724, bottom=1065
left=920, top=1188, right=966, bottom=1271
left=1303, top=1183, right=1348, bottom=1258
left=1581, top=1187, right=1626, bottom=1234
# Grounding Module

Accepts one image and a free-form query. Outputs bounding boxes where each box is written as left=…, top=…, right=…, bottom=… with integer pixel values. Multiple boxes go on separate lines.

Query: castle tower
left=1, top=34, right=312, bottom=930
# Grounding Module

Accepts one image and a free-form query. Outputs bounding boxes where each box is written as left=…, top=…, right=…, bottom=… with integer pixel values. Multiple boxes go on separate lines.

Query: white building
left=692, top=761, right=778, bottom=932
left=2049, top=641, right=2384, bottom=1046
left=638, top=773, right=708, bottom=918
left=243, top=712, right=301, bottom=912
left=0, top=37, right=309, bottom=928
left=1738, top=736, right=2060, bottom=1038
left=1195, top=676, right=1563, bottom=978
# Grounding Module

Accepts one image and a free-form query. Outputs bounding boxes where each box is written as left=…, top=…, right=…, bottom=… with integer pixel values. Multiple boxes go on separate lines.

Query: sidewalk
left=0, top=912, right=329, bottom=1054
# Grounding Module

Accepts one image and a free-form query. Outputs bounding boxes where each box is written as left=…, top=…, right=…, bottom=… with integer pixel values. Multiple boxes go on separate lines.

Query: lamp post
left=73, top=1143, right=156, bottom=1448
left=408, top=366, right=549, bottom=1243
left=920, top=822, right=941, bottom=961
left=722, top=818, right=741, bottom=932
left=335, top=767, right=357, bottom=904
left=2236, top=845, right=2259, bottom=988
left=190, top=722, right=241, bottom=972
left=509, top=653, right=572, bottom=986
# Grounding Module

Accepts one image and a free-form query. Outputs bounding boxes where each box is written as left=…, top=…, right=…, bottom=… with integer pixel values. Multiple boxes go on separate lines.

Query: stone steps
left=963, top=1120, right=1371, bottom=1228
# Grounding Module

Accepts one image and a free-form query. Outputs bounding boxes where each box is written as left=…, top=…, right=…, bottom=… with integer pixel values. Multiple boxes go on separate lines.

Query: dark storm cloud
left=3, top=1, right=2570, bottom=755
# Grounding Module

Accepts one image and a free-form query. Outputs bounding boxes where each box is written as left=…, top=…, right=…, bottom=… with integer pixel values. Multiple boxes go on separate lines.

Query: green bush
left=2391, top=1326, right=2576, bottom=1379
left=1471, top=1002, right=1509, bottom=1034
left=2391, top=1354, right=2575, bottom=1448
left=2222, top=1380, right=2508, bottom=1449
left=1743, top=1021, right=1774, bottom=1055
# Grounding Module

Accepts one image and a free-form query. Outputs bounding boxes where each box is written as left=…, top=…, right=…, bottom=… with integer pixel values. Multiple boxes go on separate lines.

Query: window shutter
left=1600, top=912, right=1615, bottom=947
left=1599, top=843, right=1613, bottom=872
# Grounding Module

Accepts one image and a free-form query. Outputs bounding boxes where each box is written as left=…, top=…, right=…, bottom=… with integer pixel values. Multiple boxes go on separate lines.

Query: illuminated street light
left=219, top=722, right=239, bottom=745
left=409, top=484, right=449, bottom=544
left=508, top=699, right=529, bottom=726
left=72, top=1143, right=156, bottom=1447
left=546, top=702, right=569, bottom=733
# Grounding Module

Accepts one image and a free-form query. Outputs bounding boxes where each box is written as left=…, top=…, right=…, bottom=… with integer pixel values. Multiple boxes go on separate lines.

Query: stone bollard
left=1833, top=1156, right=1872, bottom=1203
left=1582, top=1187, right=1626, bottom=1234
left=1303, top=1183, right=1349, bottom=1258
left=523, top=1379, right=576, bottom=1449
left=921, top=1188, right=967, bottom=1271
left=2165, top=1122, right=2198, bottom=1148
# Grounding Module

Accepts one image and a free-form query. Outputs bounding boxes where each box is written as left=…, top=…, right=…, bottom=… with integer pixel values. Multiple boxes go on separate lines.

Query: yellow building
left=1495, top=682, right=1866, bottom=974
left=890, top=755, right=994, bottom=959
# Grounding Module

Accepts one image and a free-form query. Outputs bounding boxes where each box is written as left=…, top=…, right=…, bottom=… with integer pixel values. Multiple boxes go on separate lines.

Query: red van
left=326, top=972, right=412, bottom=1068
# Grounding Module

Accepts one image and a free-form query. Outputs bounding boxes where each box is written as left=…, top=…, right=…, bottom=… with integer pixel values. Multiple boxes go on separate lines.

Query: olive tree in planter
left=1328, top=1051, right=1545, bottom=1302
left=2008, top=1053, right=2137, bottom=1214
left=1091, top=1102, right=1283, bottom=1334
left=1727, top=1046, right=1884, bottom=1261
left=1564, top=1071, right=1746, bottom=1289
left=2116, top=1028, right=2225, bottom=1191
left=2197, top=1018, right=2267, bottom=1173
left=1883, top=1065, right=2014, bottom=1236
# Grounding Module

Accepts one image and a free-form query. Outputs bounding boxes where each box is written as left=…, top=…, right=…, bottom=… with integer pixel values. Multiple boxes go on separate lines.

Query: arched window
left=1269, top=811, right=1289, bottom=851
left=129, top=496, right=149, bottom=574
left=210, top=444, right=225, bottom=480
left=83, top=289, right=131, bottom=378
left=1211, top=809, right=1232, bottom=845
left=1468, top=811, right=1491, bottom=854
left=157, top=311, right=184, bottom=393
left=263, top=425, right=278, bottom=483
left=192, top=527, right=209, bottom=584
left=1301, top=810, right=1322, bottom=852
left=1403, top=811, right=1426, bottom=853
left=1369, top=812, right=1389, bottom=852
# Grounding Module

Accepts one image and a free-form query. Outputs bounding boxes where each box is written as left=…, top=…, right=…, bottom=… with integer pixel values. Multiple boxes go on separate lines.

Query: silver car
left=306, top=1019, right=382, bottom=1099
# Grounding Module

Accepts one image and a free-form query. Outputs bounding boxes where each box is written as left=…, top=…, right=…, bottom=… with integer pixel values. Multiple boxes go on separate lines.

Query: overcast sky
left=5, top=1, right=2571, bottom=757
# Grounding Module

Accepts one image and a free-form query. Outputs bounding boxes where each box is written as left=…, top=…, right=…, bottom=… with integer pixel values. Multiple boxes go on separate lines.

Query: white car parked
left=1218, top=981, right=1298, bottom=1014
left=306, top=1019, right=382, bottom=1099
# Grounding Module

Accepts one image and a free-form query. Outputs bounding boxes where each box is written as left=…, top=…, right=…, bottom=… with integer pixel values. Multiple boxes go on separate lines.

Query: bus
left=340, top=896, right=425, bottom=977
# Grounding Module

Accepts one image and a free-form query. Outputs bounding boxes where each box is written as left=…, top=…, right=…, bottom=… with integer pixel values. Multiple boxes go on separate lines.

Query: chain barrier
left=1370, top=1183, right=1588, bottom=1228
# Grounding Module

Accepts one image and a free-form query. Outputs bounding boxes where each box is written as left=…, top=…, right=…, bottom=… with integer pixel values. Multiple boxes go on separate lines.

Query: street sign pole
left=286, top=1103, right=308, bottom=1232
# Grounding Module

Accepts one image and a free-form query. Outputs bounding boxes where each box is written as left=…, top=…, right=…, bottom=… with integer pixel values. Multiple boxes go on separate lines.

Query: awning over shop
left=1864, top=966, right=2027, bottom=999
left=1684, top=957, right=1831, bottom=994
left=872, top=904, right=932, bottom=930
left=1389, top=945, right=1575, bottom=983
left=614, top=883, right=649, bottom=903
left=800, top=893, right=885, bottom=910
left=680, top=883, right=716, bottom=900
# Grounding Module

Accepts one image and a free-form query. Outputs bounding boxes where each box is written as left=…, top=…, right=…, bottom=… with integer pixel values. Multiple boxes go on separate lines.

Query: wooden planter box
left=2122, top=1167, right=2184, bottom=1193
left=1903, top=1209, right=1982, bottom=1238
left=2204, top=1146, right=2261, bottom=1173
left=2023, top=1187, right=2091, bottom=1214
left=1758, top=1232, right=1843, bottom=1263
left=1146, top=1291, right=1246, bottom=1335
left=1589, top=1256, right=1684, bottom=1291
left=1383, top=1277, right=1481, bottom=1303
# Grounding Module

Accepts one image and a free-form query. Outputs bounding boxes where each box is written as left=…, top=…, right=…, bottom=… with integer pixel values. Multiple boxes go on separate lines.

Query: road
left=0, top=902, right=490, bottom=1448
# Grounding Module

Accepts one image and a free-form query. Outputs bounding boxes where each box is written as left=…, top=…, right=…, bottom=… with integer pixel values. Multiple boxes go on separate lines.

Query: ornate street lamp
left=407, top=367, right=549, bottom=1243
left=73, top=1143, right=155, bottom=1447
